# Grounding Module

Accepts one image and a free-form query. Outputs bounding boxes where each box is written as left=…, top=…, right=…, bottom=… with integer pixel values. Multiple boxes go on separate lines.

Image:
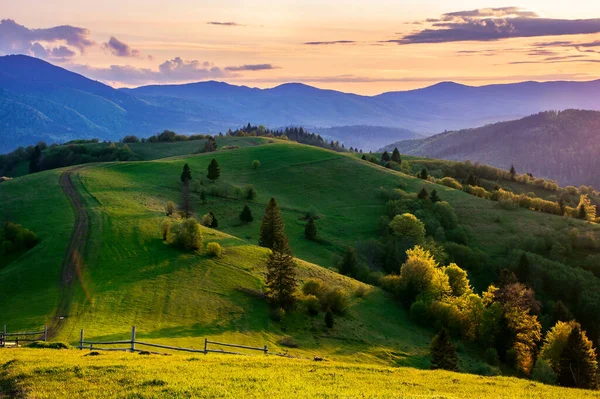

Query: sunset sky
left=2, top=0, right=600, bottom=94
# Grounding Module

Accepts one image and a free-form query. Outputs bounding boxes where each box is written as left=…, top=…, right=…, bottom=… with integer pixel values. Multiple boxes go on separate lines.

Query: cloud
left=224, top=64, right=279, bottom=71
left=103, top=36, right=142, bottom=58
left=304, top=40, right=357, bottom=45
left=392, top=9, right=600, bottom=44
left=30, top=42, right=77, bottom=60
left=207, top=22, right=240, bottom=26
left=0, top=18, right=95, bottom=57
left=508, top=56, right=600, bottom=65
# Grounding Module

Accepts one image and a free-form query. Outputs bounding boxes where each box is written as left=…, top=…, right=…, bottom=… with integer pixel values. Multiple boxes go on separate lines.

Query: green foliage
left=252, top=160, right=261, bottom=169
left=444, top=263, right=472, bottom=297
left=484, top=348, right=500, bottom=366
left=159, top=219, right=171, bottom=241
left=246, top=185, right=257, bottom=200
left=430, top=189, right=441, bottom=203
left=391, top=148, right=402, bottom=163
left=532, top=359, right=557, bottom=385
left=165, top=201, right=176, bottom=216
left=302, top=294, right=320, bottom=316
left=322, top=287, right=349, bottom=315
left=418, top=187, right=429, bottom=200
left=339, top=247, right=358, bottom=277
left=0, top=221, right=38, bottom=257
left=304, top=217, right=317, bottom=241
left=240, top=205, right=254, bottom=223
left=389, top=213, right=425, bottom=243
left=265, top=246, right=298, bottom=310
left=302, top=279, right=326, bottom=297
left=439, top=177, right=462, bottom=190
left=558, top=326, right=598, bottom=389
left=201, top=213, right=214, bottom=227
left=207, top=158, right=221, bottom=182
left=430, top=328, right=458, bottom=371
left=27, top=341, right=71, bottom=349
left=259, top=198, right=290, bottom=253
left=206, top=242, right=223, bottom=258
left=171, top=218, right=203, bottom=251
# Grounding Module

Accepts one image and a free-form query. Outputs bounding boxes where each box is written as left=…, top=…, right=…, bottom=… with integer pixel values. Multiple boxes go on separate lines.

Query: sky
left=1, top=0, right=600, bottom=94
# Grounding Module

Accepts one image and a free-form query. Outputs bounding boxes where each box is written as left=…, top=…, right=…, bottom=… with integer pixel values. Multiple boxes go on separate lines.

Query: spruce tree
left=558, top=198, right=566, bottom=215
left=207, top=158, right=220, bottom=182
left=180, top=163, right=192, bottom=218
left=558, top=326, right=598, bottom=389
left=578, top=204, right=587, bottom=220
left=29, top=145, right=42, bottom=174
left=418, top=187, right=430, bottom=200
left=339, top=247, right=358, bottom=277
left=361, top=154, right=367, bottom=161
left=265, top=242, right=298, bottom=310
left=430, top=328, right=459, bottom=371
left=305, top=217, right=317, bottom=241
left=381, top=151, right=390, bottom=163
left=209, top=212, right=218, bottom=228
left=259, top=198, right=290, bottom=253
left=180, top=163, right=192, bottom=183
left=240, top=205, right=253, bottom=223
left=391, top=148, right=401, bottom=163
left=419, top=168, right=429, bottom=180
left=510, top=165, right=517, bottom=181
left=430, top=189, right=441, bottom=203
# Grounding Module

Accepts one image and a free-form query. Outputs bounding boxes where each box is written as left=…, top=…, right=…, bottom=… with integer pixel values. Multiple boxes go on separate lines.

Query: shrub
left=565, top=186, right=579, bottom=195
left=28, top=341, right=70, bottom=349
left=440, top=177, right=462, bottom=190
left=303, top=294, right=320, bottom=316
left=354, top=285, right=369, bottom=298
left=246, top=185, right=257, bottom=200
left=532, top=359, right=557, bottom=385
left=277, top=336, right=298, bottom=348
left=206, top=242, right=223, bottom=257
left=321, top=287, right=349, bottom=314
left=165, top=201, right=176, bottom=216
left=302, top=279, right=326, bottom=297
left=410, top=300, right=431, bottom=326
left=171, top=218, right=203, bottom=251
left=484, top=348, right=500, bottom=366
left=160, top=219, right=171, bottom=241
left=122, top=135, right=140, bottom=143
left=252, top=160, right=261, bottom=169
left=269, top=307, right=286, bottom=322
left=200, top=213, right=214, bottom=227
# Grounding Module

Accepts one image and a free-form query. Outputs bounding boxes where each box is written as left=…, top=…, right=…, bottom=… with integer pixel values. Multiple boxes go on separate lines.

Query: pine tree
left=558, top=326, right=598, bottom=389
left=430, top=328, right=459, bottom=371
left=381, top=151, right=390, bottom=163
left=209, top=212, right=218, bottom=228
left=419, top=168, right=429, bottom=180
left=418, top=187, right=430, bottom=200
left=510, top=165, right=517, bottom=181
left=325, top=309, right=334, bottom=329
left=339, top=247, right=358, bottom=277
left=29, top=145, right=42, bottom=174
left=259, top=198, right=290, bottom=253
left=240, top=205, right=253, bottom=223
left=180, top=164, right=192, bottom=218
left=361, top=154, right=367, bottom=160
left=202, top=136, right=218, bottom=153
left=391, top=148, right=401, bottom=163
left=207, top=159, right=220, bottom=182
left=305, top=217, right=317, bottom=241
left=578, top=204, right=587, bottom=220
left=430, top=189, right=441, bottom=203
left=558, top=198, right=566, bottom=215
left=265, top=242, right=298, bottom=310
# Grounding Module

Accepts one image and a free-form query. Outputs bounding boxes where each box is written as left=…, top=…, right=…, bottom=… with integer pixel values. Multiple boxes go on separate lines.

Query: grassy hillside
left=2, top=350, right=599, bottom=399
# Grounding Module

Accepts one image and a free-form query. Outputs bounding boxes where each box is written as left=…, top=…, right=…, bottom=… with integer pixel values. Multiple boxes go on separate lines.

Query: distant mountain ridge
left=381, top=110, right=600, bottom=188
left=2, top=54, right=600, bottom=153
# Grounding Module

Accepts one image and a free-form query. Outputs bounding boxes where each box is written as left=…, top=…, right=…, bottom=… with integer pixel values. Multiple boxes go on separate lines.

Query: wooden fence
left=79, top=326, right=268, bottom=355
left=1, top=325, right=47, bottom=347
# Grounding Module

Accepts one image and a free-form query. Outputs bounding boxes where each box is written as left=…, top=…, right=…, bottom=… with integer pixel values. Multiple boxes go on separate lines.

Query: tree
left=305, top=217, right=317, bottom=241
left=419, top=168, right=429, bottom=180
left=165, top=201, right=176, bottom=216
left=240, top=205, right=253, bottom=223
left=171, top=218, right=203, bottom=251
left=558, top=198, right=566, bottom=215
left=207, top=158, right=220, bottom=182
left=180, top=164, right=192, bottom=218
left=381, top=151, right=390, bottom=163
left=252, top=160, right=261, bottom=169
left=339, top=247, right=358, bottom=277
left=399, top=246, right=450, bottom=301
left=29, top=145, right=42, bottom=174
left=389, top=213, right=426, bottom=243
left=202, top=136, right=218, bottom=153
left=209, top=212, right=218, bottom=228
left=540, top=320, right=578, bottom=375
left=391, top=148, right=401, bottom=163
left=259, top=198, right=290, bottom=253
left=444, top=263, right=472, bottom=297
left=578, top=204, right=587, bottom=220
left=265, top=243, right=298, bottom=310
left=160, top=219, right=171, bottom=241
left=578, top=194, right=596, bottom=221
left=418, top=187, right=430, bottom=200
left=510, top=165, right=517, bottom=181
left=325, top=309, right=334, bottom=329
left=430, top=189, right=441, bottom=203
left=430, top=328, right=459, bottom=371
left=558, top=325, right=598, bottom=389
left=361, top=154, right=367, bottom=160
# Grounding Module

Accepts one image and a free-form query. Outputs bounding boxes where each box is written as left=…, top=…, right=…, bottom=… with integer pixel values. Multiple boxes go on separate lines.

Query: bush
left=160, top=219, right=171, bottom=241
left=565, top=186, right=579, bottom=195
left=484, top=348, right=500, bottom=366
left=277, top=336, right=299, bottom=348
left=200, top=213, right=214, bottom=227
left=28, top=341, right=70, bottom=349
left=269, top=307, right=286, bottom=322
left=354, top=285, right=369, bottom=298
left=252, top=160, right=261, bottom=169
left=321, top=287, right=349, bottom=314
left=303, top=295, right=320, bottom=316
left=122, top=135, right=140, bottom=143
left=206, top=242, right=223, bottom=257
left=171, top=218, right=203, bottom=251
left=165, top=201, right=176, bottom=216
left=302, top=279, right=326, bottom=297
left=410, top=300, right=431, bottom=326
left=246, top=185, right=257, bottom=200
left=532, top=359, right=557, bottom=385
left=440, top=177, right=463, bottom=190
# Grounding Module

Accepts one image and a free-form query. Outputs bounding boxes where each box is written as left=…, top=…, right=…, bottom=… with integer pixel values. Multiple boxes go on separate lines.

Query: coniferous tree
left=465, top=173, right=479, bottom=186
left=430, top=189, right=441, bottom=203
left=240, top=205, right=253, bottom=223
left=339, top=247, right=358, bottom=277
left=305, top=217, right=317, bottom=241
left=202, top=136, right=218, bottom=153
left=180, top=163, right=192, bottom=218
left=558, top=326, right=598, bottom=389
left=209, top=212, right=218, bottom=228
left=29, top=145, right=42, bottom=174
left=325, top=309, right=334, bottom=329
left=381, top=151, right=390, bottom=163
left=265, top=242, right=297, bottom=310
left=259, top=198, right=290, bottom=253
left=578, top=204, right=587, bottom=220
left=361, top=154, right=367, bottom=161
left=419, top=168, right=429, bottom=180
left=391, top=148, right=402, bottom=163
left=430, top=328, right=459, bottom=371
left=558, top=198, right=566, bottom=215
left=510, top=165, right=517, bottom=181
left=207, top=159, right=220, bottom=182
left=418, top=187, right=430, bottom=200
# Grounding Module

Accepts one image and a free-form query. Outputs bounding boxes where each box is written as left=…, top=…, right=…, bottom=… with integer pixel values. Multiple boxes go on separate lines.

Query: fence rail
left=78, top=326, right=268, bottom=356
left=1, top=325, right=47, bottom=347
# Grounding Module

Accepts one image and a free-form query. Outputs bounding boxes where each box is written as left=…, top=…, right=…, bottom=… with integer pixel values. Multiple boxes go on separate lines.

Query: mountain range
left=2, top=54, right=600, bottom=153
left=382, top=109, right=600, bottom=188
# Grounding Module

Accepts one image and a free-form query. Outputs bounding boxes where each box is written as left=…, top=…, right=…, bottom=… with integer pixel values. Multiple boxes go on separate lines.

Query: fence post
left=264, top=345, right=268, bottom=355
left=204, top=338, right=208, bottom=354
left=79, top=329, right=84, bottom=350
left=131, top=326, right=136, bottom=352
left=43, top=325, right=47, bottom=342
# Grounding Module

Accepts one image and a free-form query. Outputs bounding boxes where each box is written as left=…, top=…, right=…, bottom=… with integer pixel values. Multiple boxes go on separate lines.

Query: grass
left=1, top=349, right=599, bottom=399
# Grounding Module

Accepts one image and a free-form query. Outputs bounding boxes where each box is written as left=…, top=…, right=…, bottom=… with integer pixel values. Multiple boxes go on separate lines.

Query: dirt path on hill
left=47, top=166, right=89, bottom=338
